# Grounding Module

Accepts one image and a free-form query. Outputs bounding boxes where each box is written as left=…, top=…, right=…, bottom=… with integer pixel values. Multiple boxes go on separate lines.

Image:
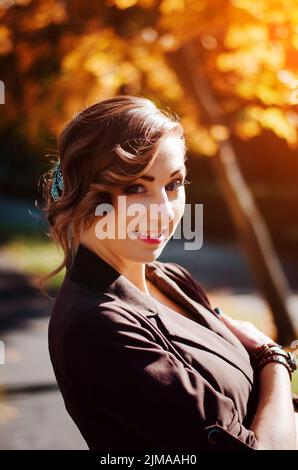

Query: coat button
left=207, top=429, right=221, bottom=445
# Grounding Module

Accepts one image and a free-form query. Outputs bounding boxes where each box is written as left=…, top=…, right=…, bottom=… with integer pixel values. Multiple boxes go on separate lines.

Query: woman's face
left=93, top=135, right=187, bottom=263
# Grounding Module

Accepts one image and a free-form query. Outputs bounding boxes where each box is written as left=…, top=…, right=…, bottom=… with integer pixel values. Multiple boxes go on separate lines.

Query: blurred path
left=0, top=249, right=87, bottom=449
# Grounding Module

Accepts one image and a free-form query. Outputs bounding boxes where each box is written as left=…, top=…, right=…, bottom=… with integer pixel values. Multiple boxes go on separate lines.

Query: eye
left=166, top=178, right=191, bottom=192
left=122, top=184, right=145, bottom=195
left=122, top=178, right=191, bottom=195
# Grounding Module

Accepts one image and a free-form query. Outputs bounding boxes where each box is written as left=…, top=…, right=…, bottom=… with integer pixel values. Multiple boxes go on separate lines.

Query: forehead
left=149, top=136, right=186, bottom=172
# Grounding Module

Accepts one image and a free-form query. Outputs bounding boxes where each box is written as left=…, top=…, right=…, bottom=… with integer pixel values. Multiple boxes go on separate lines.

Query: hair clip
left=214, top=307, right=224, bottom=317
left=50, top=161, right=64, bottom=201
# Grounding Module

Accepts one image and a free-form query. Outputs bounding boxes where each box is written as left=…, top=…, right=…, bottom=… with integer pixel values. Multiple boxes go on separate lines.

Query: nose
left=146, top=188, right=175, bottom=231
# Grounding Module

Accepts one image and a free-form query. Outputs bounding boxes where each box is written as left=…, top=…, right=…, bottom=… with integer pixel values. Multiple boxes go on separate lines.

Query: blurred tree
left=0, top=0, right=297, bottom=341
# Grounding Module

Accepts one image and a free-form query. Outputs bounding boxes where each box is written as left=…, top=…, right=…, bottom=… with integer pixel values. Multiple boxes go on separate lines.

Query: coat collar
left=67, top=242, right=217, bottom=322
left=66, top=242, right=254, bottom=384
left=66, top=242, right=160, bottom=317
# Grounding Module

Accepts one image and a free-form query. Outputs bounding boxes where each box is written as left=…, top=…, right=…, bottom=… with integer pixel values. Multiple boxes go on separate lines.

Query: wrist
left=255, top=354, right=293, bottom=380
left=250, top=343, right=297, bottom=381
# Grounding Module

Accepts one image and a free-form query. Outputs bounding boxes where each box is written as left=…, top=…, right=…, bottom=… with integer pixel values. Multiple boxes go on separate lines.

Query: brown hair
left=38, top=95, right=186, bottom=295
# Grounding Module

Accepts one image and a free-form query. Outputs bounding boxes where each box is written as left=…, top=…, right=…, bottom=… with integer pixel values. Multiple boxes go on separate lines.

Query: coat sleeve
left=64, top=306, right=260, bottom=451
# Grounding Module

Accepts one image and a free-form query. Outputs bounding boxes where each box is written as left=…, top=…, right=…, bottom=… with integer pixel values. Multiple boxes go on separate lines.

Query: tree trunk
left=166, top=39, right=296, bottom=345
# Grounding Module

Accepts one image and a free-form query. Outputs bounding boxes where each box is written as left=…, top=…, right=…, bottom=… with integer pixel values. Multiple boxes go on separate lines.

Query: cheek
left=174, top=191, right=186, bottom=216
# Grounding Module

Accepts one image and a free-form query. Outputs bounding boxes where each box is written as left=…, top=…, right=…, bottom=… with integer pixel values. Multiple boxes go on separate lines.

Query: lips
left=133, top=228, right=167, bottom=239
left=138, top=234, right=163, bottom=241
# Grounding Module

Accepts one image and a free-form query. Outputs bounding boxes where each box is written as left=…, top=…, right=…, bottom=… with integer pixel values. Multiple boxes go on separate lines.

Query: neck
left=79, top=239, right=150, bottom=295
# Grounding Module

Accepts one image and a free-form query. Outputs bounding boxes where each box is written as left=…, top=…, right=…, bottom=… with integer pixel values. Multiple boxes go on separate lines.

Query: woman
left=41, top=95, right=297, bottom=451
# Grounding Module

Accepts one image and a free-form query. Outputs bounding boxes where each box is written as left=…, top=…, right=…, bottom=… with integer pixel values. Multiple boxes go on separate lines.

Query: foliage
left=1, top=0, right=298, bottom=155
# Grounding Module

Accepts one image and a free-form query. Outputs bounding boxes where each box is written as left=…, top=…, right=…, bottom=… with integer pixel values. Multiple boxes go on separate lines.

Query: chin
left=128, top=248, right=164, bottom=263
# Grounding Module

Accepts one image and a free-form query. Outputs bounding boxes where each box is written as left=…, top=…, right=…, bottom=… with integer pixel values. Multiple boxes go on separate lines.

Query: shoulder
left=64, top=299, right=146, bottom=339
left=49, top=276, right=152, bottom=353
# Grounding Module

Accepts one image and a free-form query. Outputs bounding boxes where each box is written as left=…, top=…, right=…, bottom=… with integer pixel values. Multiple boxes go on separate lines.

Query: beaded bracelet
left=252, top=343, right=282, bottom=362
left=254, top=353, right=293, bottom=380
left=255, top=347, right=289, bottom=363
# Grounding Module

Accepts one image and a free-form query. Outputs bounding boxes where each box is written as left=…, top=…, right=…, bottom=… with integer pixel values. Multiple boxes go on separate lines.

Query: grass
left=292, top=370, right=298, bottom=396
left=1, top=234, right=65, bottom=292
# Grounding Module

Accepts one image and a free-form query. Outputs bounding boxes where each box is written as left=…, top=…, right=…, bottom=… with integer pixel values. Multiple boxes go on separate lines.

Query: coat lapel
left=147, top=261, right=244, bottom=346
left=142, top=262, right=254, bottom=385
left=68, top=243, right=254, bottom=385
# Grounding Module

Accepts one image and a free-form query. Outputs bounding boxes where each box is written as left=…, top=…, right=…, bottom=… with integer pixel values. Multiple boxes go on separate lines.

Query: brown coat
left=48, top=243, right=270, bottom=451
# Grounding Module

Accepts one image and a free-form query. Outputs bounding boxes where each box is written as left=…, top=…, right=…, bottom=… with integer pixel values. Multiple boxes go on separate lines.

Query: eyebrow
left=139, top=166, right=186, bottom=182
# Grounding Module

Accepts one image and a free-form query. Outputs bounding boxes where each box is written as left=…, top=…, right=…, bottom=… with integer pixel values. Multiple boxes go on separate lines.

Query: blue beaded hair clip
left=50, top=161, right=64, bottom=201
